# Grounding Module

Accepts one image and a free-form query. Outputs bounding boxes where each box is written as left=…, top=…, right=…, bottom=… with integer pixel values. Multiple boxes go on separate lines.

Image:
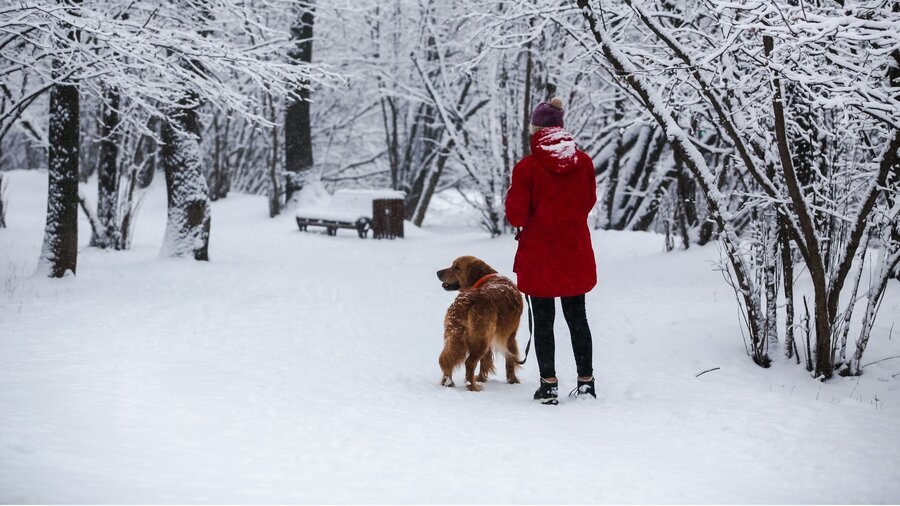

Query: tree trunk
left=268, top=95, right=281, bottom=218
left=612, top=126, right=653, bottom=228
left=135, top=120, right=158, bottom=189
left=92, top=85, right=120, bottom=248
left=780, top=216, right=797, bottom=361
left=209, top=113, right=230, bottom=201
left=521, top=41, right=534, bottom=157
left=763, top=211, right=779, bottom=350
left=413, top=138, right=453, bottom=227
left=160, top=98, right=211, bottom=261
left=618, top=128, right=665, bottom=229
left=601, top=101, right=624, bottom=229
left=0, top=173, right=7, bottom=228
left=39, top=2, right=81, bottom=277
left=850, top=246, right=900, bottom=375
left=284, top=1, right=315, bottom=205
left=765, top=34, right=832, bottom=378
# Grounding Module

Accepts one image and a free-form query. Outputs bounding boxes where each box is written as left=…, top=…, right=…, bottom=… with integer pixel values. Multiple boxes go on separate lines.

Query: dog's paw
left=466, top=382, right=483, bottom=392
left=507, top=376, right=520, bottom=384
left=441, top=376, right=455, bottom=387
left=476, top=374, right=489, bottom=383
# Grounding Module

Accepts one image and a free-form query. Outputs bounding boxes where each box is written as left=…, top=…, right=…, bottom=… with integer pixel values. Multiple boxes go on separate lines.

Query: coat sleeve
left=505, top=158, right=533, bottom=228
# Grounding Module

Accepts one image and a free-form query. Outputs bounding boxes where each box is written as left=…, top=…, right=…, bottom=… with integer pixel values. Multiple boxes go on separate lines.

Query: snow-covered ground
left=1, top=170, right=899, bottom=503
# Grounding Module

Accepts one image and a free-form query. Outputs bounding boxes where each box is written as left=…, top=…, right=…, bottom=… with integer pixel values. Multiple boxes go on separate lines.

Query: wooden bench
left=295, top=189, right=405, bottom=238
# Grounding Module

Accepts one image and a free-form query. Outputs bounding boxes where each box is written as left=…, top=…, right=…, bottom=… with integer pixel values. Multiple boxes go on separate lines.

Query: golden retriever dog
left=436, top=256, right=523, bottom=391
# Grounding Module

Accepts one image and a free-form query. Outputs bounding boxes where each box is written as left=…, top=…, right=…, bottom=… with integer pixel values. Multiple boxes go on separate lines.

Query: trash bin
left=372, top=199, right=405, bottom=239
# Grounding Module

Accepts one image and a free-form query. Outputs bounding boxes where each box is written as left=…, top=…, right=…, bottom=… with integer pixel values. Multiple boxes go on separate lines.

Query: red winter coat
left=505, top=127, right=597, bottom=298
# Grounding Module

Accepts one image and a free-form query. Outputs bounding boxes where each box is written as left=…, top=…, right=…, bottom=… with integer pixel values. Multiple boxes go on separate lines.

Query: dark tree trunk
left=412, top=138, right=453, bottom=228
left=160, top=94, right=211, bottom=261
left=0, top=173, right=7, bottom=228
left=613, top=126, right=656, bottom=229
left=135, top=120, right=158, bottom=189
left=764, top=34, right=832, bottom=377
left=382, top=97, right=399, bottom=190
left=630, top=160, right=677, bottom=232
left=780, top=215, right=797, bottom=361
left=618, top=128, right=665, bottom=229
left=676, top=160, right=699, bottom=228
left=209, top=113, right=231, bottom=201
left=763, top=212, right=779, bottom=349
left=671, top=152, right=692, bottom=249
left=521, top=43, right=534, bottom=157
left=284, top=1, right=315, bottom=205
left=268, top=95, right=281, bottom=218
left=40, top=1, right=81, bottom=277
left=92, top=85, right=120, bottom=248
left=601, top=99, right=624, bottom=229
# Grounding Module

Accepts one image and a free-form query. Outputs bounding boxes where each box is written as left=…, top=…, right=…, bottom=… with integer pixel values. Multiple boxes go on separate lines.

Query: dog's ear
left=465, top=258, right=497, bottom=288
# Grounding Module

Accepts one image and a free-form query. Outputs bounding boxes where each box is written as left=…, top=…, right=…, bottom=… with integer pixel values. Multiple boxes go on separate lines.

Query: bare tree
left=90, top=85, right=120, bottom=248
left=285, top=1, right=316, bottom=205
left=38, top=0, right=81, bottom=278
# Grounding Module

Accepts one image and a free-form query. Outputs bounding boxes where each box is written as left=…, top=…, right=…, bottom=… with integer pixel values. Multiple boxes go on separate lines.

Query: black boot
left=533, top=379, right=559, bottom=405
left=569, top=377, right=596, bottom=399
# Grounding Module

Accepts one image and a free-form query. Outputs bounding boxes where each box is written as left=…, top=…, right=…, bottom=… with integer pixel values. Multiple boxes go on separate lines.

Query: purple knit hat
left=530, top=97, right=565, bottom=128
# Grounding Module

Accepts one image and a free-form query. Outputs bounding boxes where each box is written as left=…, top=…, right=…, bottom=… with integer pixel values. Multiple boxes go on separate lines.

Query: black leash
left=517, top=293, right=534, bottom=365
left=513, top=226, right=534, bottom=366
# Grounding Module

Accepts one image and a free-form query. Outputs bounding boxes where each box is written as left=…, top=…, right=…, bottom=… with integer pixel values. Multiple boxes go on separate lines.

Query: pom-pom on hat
left=531, top=97, right=565, bottom=129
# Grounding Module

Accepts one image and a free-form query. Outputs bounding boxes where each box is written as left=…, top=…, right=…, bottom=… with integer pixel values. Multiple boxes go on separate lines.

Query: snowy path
left=2, top=171, right=899, bottom=503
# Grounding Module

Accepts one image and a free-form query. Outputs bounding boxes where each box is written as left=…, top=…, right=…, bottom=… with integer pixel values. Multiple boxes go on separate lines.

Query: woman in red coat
left=505, top=97, right=597, bottom=405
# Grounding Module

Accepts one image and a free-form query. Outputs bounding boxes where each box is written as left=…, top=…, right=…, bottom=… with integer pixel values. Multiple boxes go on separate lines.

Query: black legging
left=530, top=294, right=593, bottom=379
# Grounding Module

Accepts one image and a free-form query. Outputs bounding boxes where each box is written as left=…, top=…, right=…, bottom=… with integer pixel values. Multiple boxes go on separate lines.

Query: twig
left=695, top=367, right=720, bottom=377
left=861, top=355, right=900, bottom=369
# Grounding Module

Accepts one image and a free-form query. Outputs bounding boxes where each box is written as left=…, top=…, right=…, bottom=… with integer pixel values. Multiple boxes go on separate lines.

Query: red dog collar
left=472, top=273, right=498, bottom=290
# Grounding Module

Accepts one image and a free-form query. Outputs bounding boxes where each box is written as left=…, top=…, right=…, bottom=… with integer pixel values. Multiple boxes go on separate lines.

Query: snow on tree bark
left=39, top=3, right=81, bottom=278
left=763, top=211, right=779, bottom=350
left=91, top=85, right=120, bottom=249
left=780, top=218, right=797, bottom=361
left=764, top=33, right=833, bottom=377
left=266, top=95, right=281, bottom=218
left=160, top=102, right=211, bottom=261
left=851, top=245, right=900, bottom=375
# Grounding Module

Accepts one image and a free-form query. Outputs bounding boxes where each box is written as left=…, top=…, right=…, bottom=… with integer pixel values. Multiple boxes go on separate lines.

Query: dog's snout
left=436, top=269, right=444, bottom=280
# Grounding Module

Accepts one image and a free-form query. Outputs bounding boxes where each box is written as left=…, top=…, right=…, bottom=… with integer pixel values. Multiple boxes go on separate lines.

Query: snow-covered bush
left=571, top=0, right=899, bottom=378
